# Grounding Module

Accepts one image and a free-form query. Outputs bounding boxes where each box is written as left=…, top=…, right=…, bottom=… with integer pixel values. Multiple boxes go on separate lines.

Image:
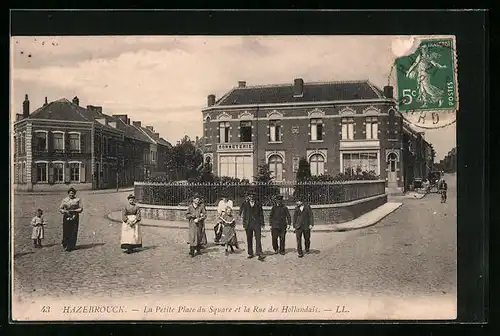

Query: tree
left=164, top=135, right=203, bottom=181
left=254, top=163, right=274, bottom=184
left=296, top=157, right=311, bottom=182
left=253, top=164, right=279, bottom=206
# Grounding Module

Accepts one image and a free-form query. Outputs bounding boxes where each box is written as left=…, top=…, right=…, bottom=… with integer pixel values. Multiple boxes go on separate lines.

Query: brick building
left=201, top=78, right=433, bottom=193
left=13, top=95, right=171, bottom=191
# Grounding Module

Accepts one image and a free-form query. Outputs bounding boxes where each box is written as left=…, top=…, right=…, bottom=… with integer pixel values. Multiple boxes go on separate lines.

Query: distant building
left=201, top=78, right=433, bottom=193
left=13, top=95, right=171, bottom=191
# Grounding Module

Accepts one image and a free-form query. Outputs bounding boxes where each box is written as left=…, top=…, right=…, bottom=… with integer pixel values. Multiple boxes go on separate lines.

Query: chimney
left=238, top=81, right=246, bottom=88
left=43, top=97, right=48, bottom=106
left=293, top=78, right=304, bottom=97
left=16, top=113, right=23, bottom=122
left=72, top=96, right=80, bottom=106
left=383, top=86, right=394, bottom=99
left=154, top=132, right=160, bottom=139
left=127, top=118, right=130, bottom=125
left=146, top=126, right=154, bottom=132
left=112, top=114, right=128, bottom=125
left=23, top=94, right=30, bottom=118
left=207, top=94, right=216, bottom=107
left=132, top=121, right=142, bottom=128
left=87, top=105, right=103, bottom=115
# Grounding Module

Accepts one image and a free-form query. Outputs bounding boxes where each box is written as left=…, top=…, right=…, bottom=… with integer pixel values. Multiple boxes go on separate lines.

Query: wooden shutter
left=65, top=163, right=71, bottom=183
left=31, top=163, right=37, bottom=183
left=80, top=133, right=86, bottom=153
left=47, top=131, right=53, bottom=153
left=80, top=162, right=86, bottom=183
left=48, top=162, right=54, bottom=184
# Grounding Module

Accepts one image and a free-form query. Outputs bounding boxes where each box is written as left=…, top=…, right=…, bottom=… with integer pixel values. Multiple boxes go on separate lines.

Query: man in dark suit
left=239, top=193, right=266, bottom=261
left=292, top=198, right=314, bottom=258
left=269, top=195, right=291, bottom=255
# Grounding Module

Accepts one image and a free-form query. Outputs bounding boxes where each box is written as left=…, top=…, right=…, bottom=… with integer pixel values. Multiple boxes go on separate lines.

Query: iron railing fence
left=134, top=180, right=386, bottom=207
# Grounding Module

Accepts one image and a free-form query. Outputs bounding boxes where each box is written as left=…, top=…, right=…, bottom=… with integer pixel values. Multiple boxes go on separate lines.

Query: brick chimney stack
left=383, top=86, right=394, bottom=99
left=238, top=81, right=246, bottom=88
left=43, top=97, right=48, bottom=106
left=72, top=96, right=80, bottom=106
left=293, top=78, right=304, bottom=97
left=207, top=94, right=216, bottom=107
left=132, top=121, right=142, bottom=128
left=22, top=94, right=30, bottom=118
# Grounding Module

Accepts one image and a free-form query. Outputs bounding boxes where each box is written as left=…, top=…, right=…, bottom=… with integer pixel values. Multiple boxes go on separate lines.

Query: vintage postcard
left=10, top=35, right=458, bottom=321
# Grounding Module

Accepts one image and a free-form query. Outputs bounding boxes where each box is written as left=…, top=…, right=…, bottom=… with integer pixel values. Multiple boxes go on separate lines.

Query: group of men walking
left=238, top=193, right=314, bottom=260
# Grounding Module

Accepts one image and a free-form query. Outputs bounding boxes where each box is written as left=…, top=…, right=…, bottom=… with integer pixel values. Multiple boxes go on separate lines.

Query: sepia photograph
left=11, top=34, right=458, bottom=321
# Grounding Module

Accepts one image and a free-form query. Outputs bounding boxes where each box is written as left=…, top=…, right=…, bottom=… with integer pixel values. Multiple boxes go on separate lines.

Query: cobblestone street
left=13, top=176, right=456, bottom=306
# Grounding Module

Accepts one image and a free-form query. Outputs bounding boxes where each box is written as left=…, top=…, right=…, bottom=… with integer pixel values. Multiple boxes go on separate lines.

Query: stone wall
left=138, top=193, right=387, bottom=225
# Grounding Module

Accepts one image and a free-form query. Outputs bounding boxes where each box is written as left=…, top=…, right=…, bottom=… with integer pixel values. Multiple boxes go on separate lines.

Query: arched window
left=309, top=154, right=325, bottom=176
left=268, top=155, right=283, bottom=181
left=388, top=153, right=397, bottom=172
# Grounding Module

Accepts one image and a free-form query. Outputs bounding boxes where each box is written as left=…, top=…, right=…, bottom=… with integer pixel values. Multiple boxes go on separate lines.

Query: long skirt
left=121, top=221, right=143, bottom=250
left=62, top=218, right=79, bottom=250
left=188, top=220, right=205, bottom=247
left=32, top=225, right=44, bottom=239
left=221, top=225, right=237, bottom=246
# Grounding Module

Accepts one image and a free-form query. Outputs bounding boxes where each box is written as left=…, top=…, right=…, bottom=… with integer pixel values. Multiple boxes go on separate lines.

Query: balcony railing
left=217, top=142, right=253, bottom=152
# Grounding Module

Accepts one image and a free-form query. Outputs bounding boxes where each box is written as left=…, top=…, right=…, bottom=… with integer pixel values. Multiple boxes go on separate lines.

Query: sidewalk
left=14, top=187, right=134, bottom=196
left=390, top=191, right=428, bottom=201
left=106, top=201, right=403, bottom=233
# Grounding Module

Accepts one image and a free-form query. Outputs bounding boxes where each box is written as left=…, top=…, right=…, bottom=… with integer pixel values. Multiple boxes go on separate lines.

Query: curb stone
left=105, top=202, right=403, bottom=234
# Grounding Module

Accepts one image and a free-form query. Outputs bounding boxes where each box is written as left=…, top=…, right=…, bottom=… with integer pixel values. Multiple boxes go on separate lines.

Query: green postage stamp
left=395, top=37, right=458, bottom=113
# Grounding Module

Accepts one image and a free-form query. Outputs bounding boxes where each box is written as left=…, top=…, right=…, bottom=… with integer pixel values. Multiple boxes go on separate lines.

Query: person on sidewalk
left=292, top=198, right=314, bottom=258
left=31, top=208, right=47, bottom=248
left=240, top=193, right=266, bottom=261
left=439, top=179, right=448, bottom=203
left=214, top=193, right=233, bottom=245
left=59, top=187, right=84, bottom=252
left=269, top=195, right=291, bottom=255
left=120, top=194, right=143, bottom=254
left=186, top=193, right=207, bottom=257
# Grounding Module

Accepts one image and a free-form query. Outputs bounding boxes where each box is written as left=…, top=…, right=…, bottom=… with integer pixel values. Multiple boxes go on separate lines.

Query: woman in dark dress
left=186, top=193, right=207, bottom=257
left=59, top=187, right=83, bottom=252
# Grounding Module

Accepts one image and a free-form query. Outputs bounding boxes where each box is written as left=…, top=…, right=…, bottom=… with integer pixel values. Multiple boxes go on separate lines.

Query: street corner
left=329, top=202, right=403, bottom=232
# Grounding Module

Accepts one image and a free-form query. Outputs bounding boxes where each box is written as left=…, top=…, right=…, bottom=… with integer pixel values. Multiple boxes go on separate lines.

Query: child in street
left=219, top=207, right=239, bottom=256
left=31, top=208, right=47, bottom=248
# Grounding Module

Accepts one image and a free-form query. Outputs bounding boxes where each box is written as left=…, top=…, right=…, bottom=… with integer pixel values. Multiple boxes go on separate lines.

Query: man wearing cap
left=269, top=195, right=291, bottom=255
left=239, top=193, right=265, bottom=261
left=292, top=198, right=314, bottom=258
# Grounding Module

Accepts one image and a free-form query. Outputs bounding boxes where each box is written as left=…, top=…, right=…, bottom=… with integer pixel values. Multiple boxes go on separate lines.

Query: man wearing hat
left=292, top=197, right=314, bottom=258
left=239, top=192, right=265, bottom=261
left=269, top=194, right=291, bottom=255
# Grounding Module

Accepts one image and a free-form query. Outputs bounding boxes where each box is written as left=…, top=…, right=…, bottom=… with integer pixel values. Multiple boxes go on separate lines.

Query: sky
left=10, top=35, right=456, bottom=160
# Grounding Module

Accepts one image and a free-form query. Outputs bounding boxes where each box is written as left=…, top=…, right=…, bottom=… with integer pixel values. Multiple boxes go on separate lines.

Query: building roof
left=27, top=99, right=92, bottom=122
left=158, top=137, right=172, bottom=147
left=114, top=118, right=154, bottom=144
left=213, top=80, right=384, bottom=106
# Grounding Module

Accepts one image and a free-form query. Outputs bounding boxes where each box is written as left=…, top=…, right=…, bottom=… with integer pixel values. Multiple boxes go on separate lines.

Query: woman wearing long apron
left=59, top=187, right=83, bottom=252
left=120, top=194, right=142, bottom=253
left=186, top=194, right=207, bottom=257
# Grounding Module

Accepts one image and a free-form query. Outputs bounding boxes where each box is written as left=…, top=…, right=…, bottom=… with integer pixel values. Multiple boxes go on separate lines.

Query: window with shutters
left=365, top=117, right=378, bottom=140
left=309, top=154, right=325, bottom=176
left=35, top=131, right=48, bottom=151
left=341, top=118, right=355, bottom=140
left=219, top=121, right=230, bottom=143
left=269, top=120, right=282, bottom=142
left=53, top=132, right=64, bottom=151
left=36, top=162, right=48, bottom=182
left=53, top=162, right=64, bottom=182
left=310, top=119, right=323, bottom=141
left=240, top=121, right=252, bottom=142
left=69, top=162, right=80, bottom=182
left=69, top=133, right=81, bottom=152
